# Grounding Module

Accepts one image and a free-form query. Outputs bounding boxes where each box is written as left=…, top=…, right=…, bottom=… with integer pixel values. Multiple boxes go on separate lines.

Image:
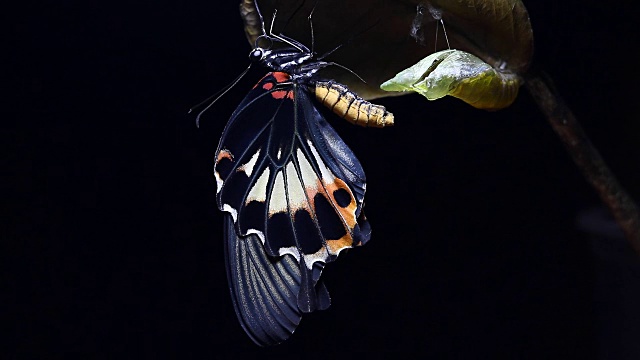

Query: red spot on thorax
left=251, top=72, right=294, bottom=100
left=272, top=72, right=290, bottom=83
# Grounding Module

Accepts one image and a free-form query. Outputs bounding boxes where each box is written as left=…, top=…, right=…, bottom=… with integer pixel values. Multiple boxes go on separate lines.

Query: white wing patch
left=278, top=246, right=300, bottom=261
left=246, top=167, right=270, bottom=204
left=296, top=149, right=318, bottom=193
left=237, top=149, right=260, bottom=177
left=246, top=228, right=266, bottom=245
left=307, top=140, right=336, bottom=186
left=269, top=170, right=288, bottom=215
left=222, top=203, right=238, bottom=223
left=285, top=161, right=308, bottom=213
left=303, top=248, right=330, bottom=269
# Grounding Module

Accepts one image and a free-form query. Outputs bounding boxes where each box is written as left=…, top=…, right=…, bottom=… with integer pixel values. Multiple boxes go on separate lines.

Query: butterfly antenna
left=254, top=0, right=267, bottom=35
left=307, top=0, right=320, bottom=52
left=275, top=0, right=307, bottom=35
left=268, top=9, right=277, bottom=36
left=268, top=9, right=306, bottom=52
left=190, top=64, right=252, bottom=128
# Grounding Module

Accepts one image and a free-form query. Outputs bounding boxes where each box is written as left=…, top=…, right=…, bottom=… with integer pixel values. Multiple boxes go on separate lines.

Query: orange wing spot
left=326, top=235, right=353, bottom=255
left=262, top=82, right=274, bottom=90
left=304, top=181, right=355, bottom=255
left=318, top=177, right=357, bottom=229
left=216, top=149, right=234, bottom=164
left=272, top=72, right=290, bottom=83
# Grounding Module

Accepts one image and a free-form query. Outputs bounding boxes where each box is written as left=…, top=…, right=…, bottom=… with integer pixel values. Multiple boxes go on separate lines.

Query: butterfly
left=207, top=9, right=393, bottom=346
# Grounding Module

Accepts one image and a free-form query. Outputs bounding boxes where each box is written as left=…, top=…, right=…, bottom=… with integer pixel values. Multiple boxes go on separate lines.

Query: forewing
left=215, top=73, right=369, bottom=266
left=215, top=73, right=369, bottom=344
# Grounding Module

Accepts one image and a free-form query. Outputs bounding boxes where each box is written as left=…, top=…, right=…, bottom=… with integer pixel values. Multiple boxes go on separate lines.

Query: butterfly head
left=250, top=34, right=275, bottom=63
left=249, top=47, right=269, bottom=63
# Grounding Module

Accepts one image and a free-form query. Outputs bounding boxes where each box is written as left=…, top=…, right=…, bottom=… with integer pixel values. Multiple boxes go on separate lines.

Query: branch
left=524, top=69, right=640, bottom=256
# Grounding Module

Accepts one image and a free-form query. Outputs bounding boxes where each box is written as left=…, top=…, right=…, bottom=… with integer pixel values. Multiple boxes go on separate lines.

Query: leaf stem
left=524, top=70, right=640, bottom=256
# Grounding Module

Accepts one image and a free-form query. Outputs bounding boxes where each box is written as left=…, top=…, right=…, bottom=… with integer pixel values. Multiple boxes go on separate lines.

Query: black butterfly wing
left=224, top=213, right=300, bottom=346
left=215, top=72, right=370, bottom=345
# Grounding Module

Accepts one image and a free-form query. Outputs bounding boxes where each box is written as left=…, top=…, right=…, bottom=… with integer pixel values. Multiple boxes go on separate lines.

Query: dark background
left=7, top=0, right=640, bottom=358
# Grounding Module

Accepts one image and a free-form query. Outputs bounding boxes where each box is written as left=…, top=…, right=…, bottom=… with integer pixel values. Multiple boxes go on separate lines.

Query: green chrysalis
left=380, top=49, right=522, bottom=110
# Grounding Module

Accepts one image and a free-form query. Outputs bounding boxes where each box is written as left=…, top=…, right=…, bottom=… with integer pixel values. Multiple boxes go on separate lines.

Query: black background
left=7, top=0, right=640, bottom=358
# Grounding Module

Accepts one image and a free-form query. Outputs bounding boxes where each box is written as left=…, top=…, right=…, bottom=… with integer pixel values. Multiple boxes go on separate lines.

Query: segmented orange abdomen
left=313, top=81, right=394, bottom=128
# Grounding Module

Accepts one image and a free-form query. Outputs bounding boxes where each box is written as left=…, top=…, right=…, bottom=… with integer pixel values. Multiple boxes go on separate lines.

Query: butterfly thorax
left=250, top=46, right=329, bottom=83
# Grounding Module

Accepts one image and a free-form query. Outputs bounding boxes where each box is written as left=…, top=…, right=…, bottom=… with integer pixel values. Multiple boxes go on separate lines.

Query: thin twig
left=524, top=69, right=640, bottom=256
